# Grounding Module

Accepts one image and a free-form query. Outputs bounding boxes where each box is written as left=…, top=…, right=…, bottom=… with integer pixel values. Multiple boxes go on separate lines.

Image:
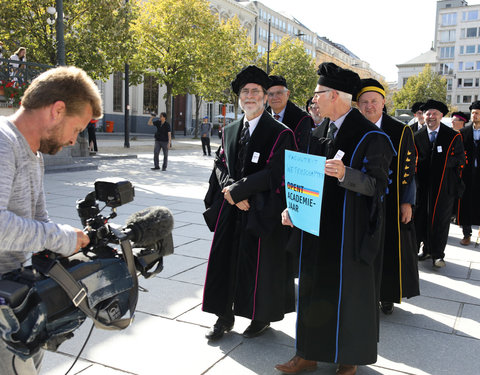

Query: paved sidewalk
left=37, top=135, right=480, bottom=375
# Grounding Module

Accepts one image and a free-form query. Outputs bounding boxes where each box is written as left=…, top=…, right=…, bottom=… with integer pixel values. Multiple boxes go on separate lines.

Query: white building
left=397, top=0, right=480, bottom=112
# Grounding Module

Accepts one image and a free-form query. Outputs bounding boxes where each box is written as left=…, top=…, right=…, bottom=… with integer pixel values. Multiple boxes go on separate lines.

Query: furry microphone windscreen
left=124, top=206, right=174, bottom=248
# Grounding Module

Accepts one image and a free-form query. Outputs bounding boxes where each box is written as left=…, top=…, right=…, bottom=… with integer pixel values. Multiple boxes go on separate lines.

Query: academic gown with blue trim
left=296, top=108, right=394, bottom=365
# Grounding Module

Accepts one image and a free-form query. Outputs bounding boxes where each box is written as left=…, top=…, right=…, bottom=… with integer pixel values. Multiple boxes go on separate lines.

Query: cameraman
left=0, top=66, right=102, bottom=375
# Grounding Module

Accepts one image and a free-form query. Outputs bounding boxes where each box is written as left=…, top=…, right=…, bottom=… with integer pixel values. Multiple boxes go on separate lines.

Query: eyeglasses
left=313, top=90, right=331, bottom=98
left=267, top=90, right=288, bottom=98
left=240, top=88, right=263, bottom=96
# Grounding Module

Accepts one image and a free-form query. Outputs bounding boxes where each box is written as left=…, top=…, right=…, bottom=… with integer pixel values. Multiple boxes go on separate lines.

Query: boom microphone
left=123, top=206, right=174, bottom=248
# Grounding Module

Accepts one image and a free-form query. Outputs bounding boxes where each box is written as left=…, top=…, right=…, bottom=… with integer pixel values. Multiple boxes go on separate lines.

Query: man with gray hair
left=276, top=62, right=394, bottom=375
left=0, top=66, right=102, bottom=374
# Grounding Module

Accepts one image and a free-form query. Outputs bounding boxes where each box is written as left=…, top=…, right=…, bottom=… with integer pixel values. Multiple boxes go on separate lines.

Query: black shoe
left=242, top=321, right=270, bottom=338
left=380, top=301, right=394, bottom=315
left=205, top=319, right=234, bottom=341
left=161, top=168, right=167, bottom=171
left=151, top=167, right=160, bottom=170
left=418, top=252, right=431, bottom=261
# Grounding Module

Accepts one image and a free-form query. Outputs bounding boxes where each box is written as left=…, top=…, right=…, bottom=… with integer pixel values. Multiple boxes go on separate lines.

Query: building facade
left=397, top=0, right=480, bottom=112
left=100, top=0, right=383, bottom=135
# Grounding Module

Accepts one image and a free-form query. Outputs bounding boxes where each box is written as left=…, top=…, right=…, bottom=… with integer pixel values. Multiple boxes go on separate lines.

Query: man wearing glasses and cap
left=202, top=65, right=296, bottom=341
left=266, top=75, right=313, bottom=152
left=415, top=100, right=465, bottom=267
left=276, top=63, right=394, bottom=375
left=409, top=102, right=425, bottom=133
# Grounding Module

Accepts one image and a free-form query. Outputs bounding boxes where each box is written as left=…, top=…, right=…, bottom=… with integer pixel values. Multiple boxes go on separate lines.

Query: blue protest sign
left=284, top=150, right=325, bottom=236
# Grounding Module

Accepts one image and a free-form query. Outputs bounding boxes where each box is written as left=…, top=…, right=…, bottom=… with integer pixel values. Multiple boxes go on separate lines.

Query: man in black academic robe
left=276, top=63, right=394, bottom=375
left=457, top=101, right=480, bottom=245
left=202, top=65, right=296, bottom=341
left=415, top=100, right=465, bottom=268
left=356, top=79, right=419, bottom=315
left=409, top=101, right=425, bottom=133
left=267, top=75, right=313, bottom=152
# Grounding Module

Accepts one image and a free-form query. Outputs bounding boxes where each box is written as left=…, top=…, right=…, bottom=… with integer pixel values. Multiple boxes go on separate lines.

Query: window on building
left=458, top=78, right=463, bottom=87
left=463, top=95, right=473, bottom=103
left=463, top=10, right=479, bottom=21
left=447, top=95, right=452, bottom=104
left=466, top=61, right=475, bottom=70
left=440, top=46, right=455, bottom=58
left=466, top=45, right=476, bottom=53
left=464, top=78, right=474, bottom=87
left=460, top=46, right=464, bottom=54
left=440, top=63, right=454, bottom=74
left=442, top=13, right=457, bottom=26
left=142, top=75, right=158, bottom=115
left=467, top=27, right=478, bottom=37
left=403, top=77, right=409, bottom=86
left=476, top=78, right=480, bottom=86
left=459, top=62, right=464, bottom=70
left=229, top=105, right=234, bottom=112
left=477, top=61, right=480, bottom=70
left=207, top=102, right=213, bottom=120
left=440, top=29, right=456, bottom=42
left=457, top=95, right=461, bottom=103
left=113, top=71, right=123, bottom=112
left=447, top=78, right=453, bottom=91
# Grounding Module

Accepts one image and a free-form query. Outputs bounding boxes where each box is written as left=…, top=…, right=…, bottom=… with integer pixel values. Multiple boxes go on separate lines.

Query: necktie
left=429, top=130, right=437, bottom=144
left=236, top=122, right=250, bottom=178
left=240, top=121, right=250, bottom=145
left=327, top=122, right=337, bottom=139
left=274, top=114, right=280, bottom=120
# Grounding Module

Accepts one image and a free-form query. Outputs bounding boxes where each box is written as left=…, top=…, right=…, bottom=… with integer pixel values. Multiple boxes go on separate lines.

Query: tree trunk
left=165, top=83, right=173, bottom=137
left=194, top=94, right=203, bottom=139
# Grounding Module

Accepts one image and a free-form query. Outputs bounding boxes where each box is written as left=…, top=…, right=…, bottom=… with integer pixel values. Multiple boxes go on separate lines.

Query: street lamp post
left=56, top=0, right=65, bottom=66
left=265, top=20, right=304, bottom=75
left=124, top=0, right=130, bottom=148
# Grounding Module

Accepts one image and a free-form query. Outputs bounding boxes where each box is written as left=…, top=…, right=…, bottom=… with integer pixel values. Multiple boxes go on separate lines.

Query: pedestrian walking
left=200, top=116, right=211, bottom=156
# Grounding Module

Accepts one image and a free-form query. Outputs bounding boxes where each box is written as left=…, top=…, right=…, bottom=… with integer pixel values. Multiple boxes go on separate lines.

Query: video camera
left=0, top=178, right=174, bottom=359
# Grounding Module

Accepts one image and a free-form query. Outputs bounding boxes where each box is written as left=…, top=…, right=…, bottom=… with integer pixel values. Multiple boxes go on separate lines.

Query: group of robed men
left=200, top=61, right=470, bottom=375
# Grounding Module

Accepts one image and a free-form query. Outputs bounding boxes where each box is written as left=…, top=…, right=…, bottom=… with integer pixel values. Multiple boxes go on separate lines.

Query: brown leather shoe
left=275, top=355, right=317, bottom=373
left=460, top=237, right=471, bottom=246
left=336, top=364, right=357, bottom=375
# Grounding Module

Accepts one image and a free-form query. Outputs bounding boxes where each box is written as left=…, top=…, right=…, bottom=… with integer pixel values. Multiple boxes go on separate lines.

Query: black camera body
left=0, top=178, right=173, bottom=359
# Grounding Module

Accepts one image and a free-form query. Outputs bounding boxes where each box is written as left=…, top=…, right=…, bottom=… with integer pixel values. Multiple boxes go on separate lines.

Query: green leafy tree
left=190, top=16, right=257, bottom=136
left=259, top=38, right=317, bottom=108
left=130, top=0, right=220, bottom=126
left=393, top=65, right=447, bottom=112
left=0, top=0, right=135, bottom=81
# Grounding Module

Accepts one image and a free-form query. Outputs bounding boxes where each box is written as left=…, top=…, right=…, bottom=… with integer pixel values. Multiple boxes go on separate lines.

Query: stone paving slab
left=35, top=145, right=480, bottom=375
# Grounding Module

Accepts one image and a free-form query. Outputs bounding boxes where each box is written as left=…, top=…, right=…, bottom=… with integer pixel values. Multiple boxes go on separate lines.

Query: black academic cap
left=268, top=75, right=288, bottom=89
left=231, top=65, right=270, bottom=95
left=306, top=97, right=313, bottom=112
left=316, top=62, right=360, bottom=95
left=469, top=100, right=480, bottom=111
left=452, top=111, right=469, bottom=122
left=411, top=102, right=425, bottom=114
left=355, top=78, right=385, bottom=101
left=420, top=99, right=449, bottom=116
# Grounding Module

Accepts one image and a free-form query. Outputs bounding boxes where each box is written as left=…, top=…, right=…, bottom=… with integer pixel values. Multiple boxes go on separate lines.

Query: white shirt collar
left=244, top=112, right=262, bottom=136
left=330, top=108, right=352, bottom=137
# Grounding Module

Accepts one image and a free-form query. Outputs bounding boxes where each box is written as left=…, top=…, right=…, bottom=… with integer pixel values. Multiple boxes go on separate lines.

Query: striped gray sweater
left=0, top=117, right=76, bottom=275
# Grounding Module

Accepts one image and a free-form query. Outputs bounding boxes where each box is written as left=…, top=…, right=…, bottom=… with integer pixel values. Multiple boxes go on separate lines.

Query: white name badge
left=334, top=150, right=345, bottom=160
left=437, top=146, right=443, bottom=153
left=252, top=152, right=260, bottom=163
